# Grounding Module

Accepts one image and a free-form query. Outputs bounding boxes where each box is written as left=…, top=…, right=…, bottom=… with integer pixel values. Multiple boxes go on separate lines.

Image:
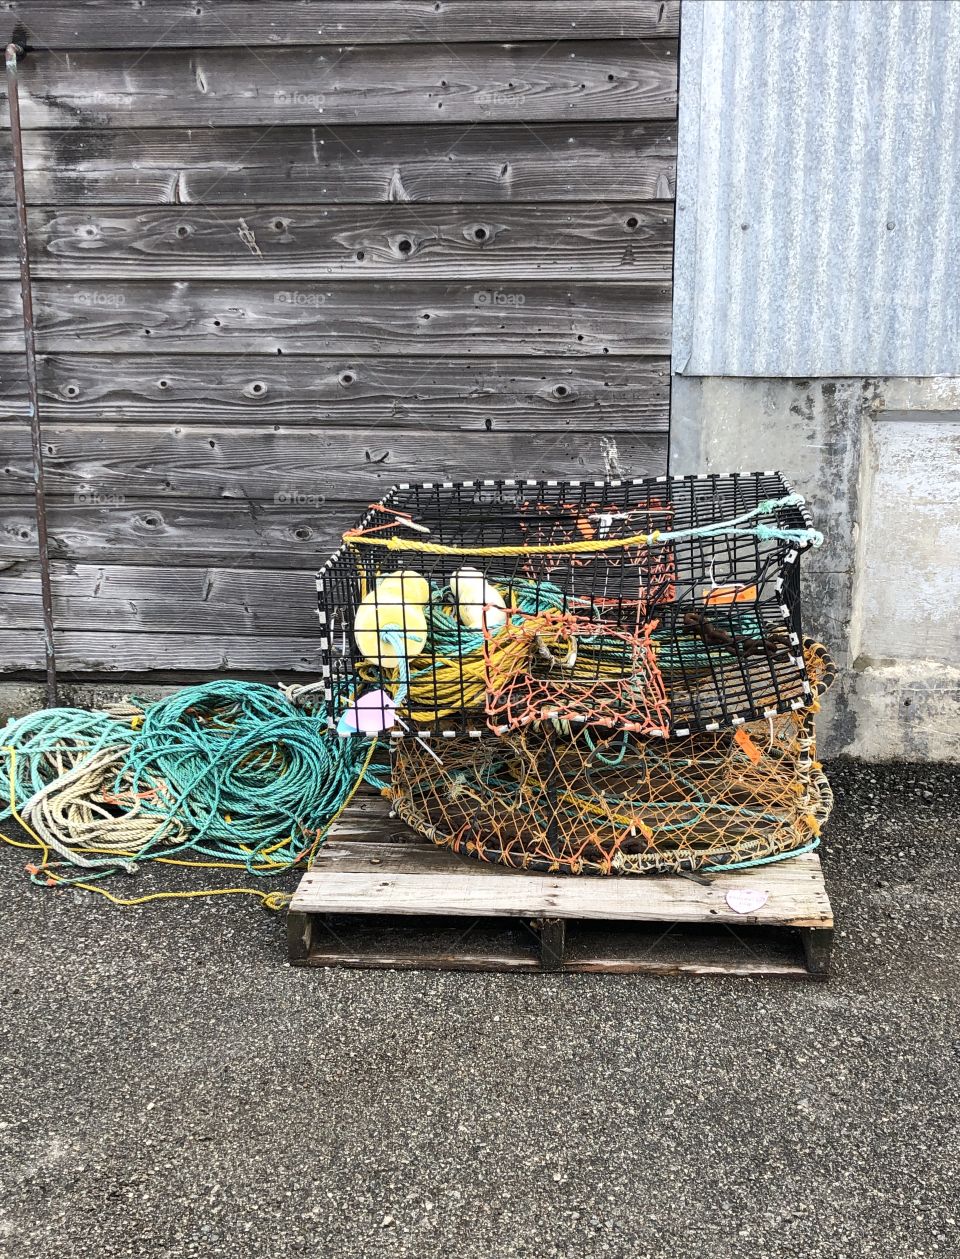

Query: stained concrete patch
left=669, top=372, right=960, bottom=763
left=0, top=761, right=957, bottom=1259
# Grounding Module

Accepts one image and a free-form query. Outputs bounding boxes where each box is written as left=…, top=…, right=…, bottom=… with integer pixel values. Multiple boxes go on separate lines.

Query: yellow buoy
left=386, top=569, right=430, bottom=606
left=450, top=566, right=507, bottom=632
left=354, top=574, right=428, bottom=667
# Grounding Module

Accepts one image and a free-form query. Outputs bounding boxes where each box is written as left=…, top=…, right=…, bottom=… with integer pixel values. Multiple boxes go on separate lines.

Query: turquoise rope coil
left=425, top=575, right=568, bottom=658
left=1, top=681, right=378, bottom=888
left=125, top=681, right=370, bottom=868
left=0, top=708, right=136, bottom=824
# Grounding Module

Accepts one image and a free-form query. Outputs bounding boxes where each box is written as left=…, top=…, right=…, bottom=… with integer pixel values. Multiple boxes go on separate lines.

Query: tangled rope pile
left=358, top=575, right=570, bottom=724
left=0, top=681, right=380, bottom=907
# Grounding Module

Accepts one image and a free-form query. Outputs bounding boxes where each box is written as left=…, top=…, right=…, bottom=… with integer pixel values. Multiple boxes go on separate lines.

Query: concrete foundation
left=671, top=374, right=960, bottom=760
left=1, top=681, right=195, bottom=724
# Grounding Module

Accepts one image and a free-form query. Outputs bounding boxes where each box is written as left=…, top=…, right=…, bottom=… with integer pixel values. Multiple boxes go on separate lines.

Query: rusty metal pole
left=6, top=42, right=57, bottom=706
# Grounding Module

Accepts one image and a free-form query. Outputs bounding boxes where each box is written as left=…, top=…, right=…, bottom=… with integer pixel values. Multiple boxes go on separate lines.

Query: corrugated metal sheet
left=673, top=0, right=960, bottom=378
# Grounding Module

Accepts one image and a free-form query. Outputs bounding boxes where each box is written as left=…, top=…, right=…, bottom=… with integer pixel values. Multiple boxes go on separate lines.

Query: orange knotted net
left=388, top=641, right=835, bottom=876
left=481, top=607, right=671, bottom=736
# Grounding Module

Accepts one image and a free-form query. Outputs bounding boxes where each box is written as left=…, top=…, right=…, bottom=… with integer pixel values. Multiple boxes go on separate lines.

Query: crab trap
left=317, top=473, right=823, bottom=741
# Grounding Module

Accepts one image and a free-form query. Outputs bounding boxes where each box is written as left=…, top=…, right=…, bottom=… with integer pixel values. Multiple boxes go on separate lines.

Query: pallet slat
left=293, top=844, right=832, bottom=926
left=288, top=799, right=835, bottom=978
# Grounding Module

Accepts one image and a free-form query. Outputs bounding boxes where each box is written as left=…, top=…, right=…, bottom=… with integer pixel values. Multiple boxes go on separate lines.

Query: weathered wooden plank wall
left=0, top=0, right=678, bottom=677
left=5, top=2, right=681, bottom=46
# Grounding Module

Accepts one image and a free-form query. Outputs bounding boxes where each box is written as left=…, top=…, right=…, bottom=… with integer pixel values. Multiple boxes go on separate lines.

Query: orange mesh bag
left=481, top=606, right=671, bottom=736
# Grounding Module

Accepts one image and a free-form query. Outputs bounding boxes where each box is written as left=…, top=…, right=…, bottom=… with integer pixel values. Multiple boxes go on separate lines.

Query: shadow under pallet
left=287, top=796, right=834, bottom=978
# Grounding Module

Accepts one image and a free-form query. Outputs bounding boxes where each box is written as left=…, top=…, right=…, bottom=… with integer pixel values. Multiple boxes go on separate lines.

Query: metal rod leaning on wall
left=6, top=42, right=57, bottom=705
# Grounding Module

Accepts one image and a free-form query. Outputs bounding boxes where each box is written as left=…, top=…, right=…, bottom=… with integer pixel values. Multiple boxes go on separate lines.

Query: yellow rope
left=345, top=528, right=663, bottom=559
left=366, top=610, right=652, bottom=725
left=43, top=882, right=292, bottom=910
left=345, top=492, right=813, bottom=559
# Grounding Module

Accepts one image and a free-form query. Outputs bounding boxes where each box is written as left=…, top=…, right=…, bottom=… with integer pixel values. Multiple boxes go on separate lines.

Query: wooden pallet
left=288, top=796, right=834, bottom=978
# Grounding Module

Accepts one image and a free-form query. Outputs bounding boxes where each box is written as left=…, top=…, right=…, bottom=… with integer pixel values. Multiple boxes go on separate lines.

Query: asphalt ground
left=0, top=758, right=957, bottom=1259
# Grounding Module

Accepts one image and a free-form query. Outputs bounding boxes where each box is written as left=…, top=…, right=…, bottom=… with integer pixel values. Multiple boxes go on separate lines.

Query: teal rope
left=125, top=682, right=370, bottom=869
left=703, top=838, right=820, bottom=872
left=0, top=708, right=135, bottom=824
left=617, top=493, right=822, bottom=549
left=1, top=682, right=375, bottom=885
left=425, top=575, right=567, bottom=658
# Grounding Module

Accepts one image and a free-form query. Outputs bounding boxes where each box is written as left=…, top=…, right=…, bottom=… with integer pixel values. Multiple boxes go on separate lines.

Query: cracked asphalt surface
left=0, top=759, right=957, bottom=1259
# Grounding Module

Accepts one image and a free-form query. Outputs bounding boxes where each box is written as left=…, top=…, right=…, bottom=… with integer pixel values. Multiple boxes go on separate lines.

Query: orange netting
left=389, top=641, right=835, bottom=876
left=481, top=607, right=671, bottom=736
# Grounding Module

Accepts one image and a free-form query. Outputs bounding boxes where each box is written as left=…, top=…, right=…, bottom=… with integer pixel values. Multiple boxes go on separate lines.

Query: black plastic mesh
left=318, top=472, right=818, bottom=738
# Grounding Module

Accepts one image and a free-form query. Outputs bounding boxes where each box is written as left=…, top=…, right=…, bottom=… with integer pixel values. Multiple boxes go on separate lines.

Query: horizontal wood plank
left=10, top=42, right=677, bottom=128
left=0, top=203, right=674, bottom=280
left=9, top=1, right=680, bottom=47
left=561, top=956, right=809, bottom=978
left=0, top=495, right=352, bottom=567
left=0, top=560, right=322, bottom=635
left=0, top=629, right=324, bottom=671
left=20, top=279, right=670, bottom=356
left=0, top=353, right=28, bottom=411
left=0, top=424, right=667, bottom=500
left=290, top=944, right=810, bottom=978
left=0, top=354, right=670, bottom=430
left=293, top=841, right=833, bottom=927
left=0, top=285, right=26, bottom=350
left=16, top=123, right=677, bottom=206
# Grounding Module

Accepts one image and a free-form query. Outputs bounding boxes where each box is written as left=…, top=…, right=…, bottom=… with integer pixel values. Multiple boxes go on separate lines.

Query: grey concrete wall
left=671, top=376, right=960, bottom=761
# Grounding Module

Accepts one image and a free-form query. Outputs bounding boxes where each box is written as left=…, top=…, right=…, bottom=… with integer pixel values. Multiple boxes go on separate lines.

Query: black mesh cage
left=317, top=472, right=820, bottom=739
